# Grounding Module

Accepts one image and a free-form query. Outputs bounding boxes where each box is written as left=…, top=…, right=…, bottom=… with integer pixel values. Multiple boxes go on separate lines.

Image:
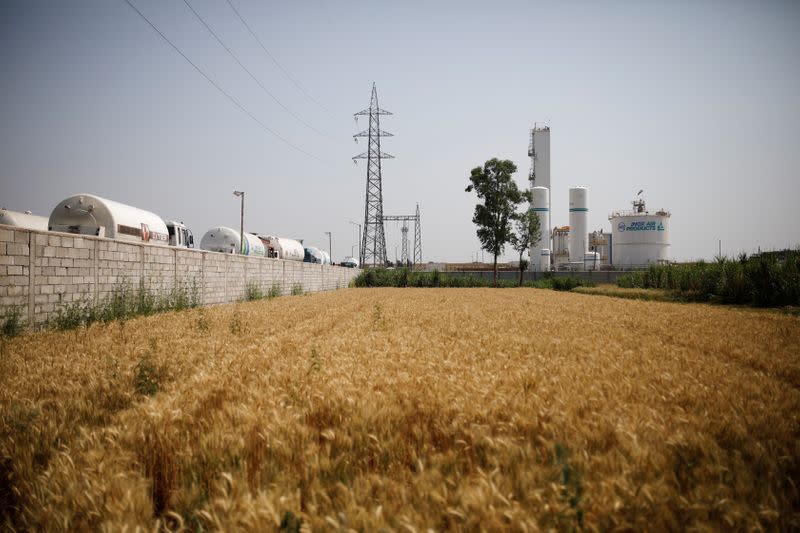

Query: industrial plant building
left=527, top=126, right=672, bottom=271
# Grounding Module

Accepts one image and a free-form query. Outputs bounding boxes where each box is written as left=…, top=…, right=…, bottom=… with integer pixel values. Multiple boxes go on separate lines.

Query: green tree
left=465, top=158, right=530, bottom=284
left=510, top=209, right=542, bottom=286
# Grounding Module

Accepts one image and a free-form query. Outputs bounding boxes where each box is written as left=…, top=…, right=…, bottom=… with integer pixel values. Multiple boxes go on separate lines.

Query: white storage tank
left=258, top=235, right=305, bottom=261
left=568, top=187, right=588, bottom=264
left=320, top=250, right=331, bottom=265
left=583, top=252, right=600, bottom=271
left=529, top=186, right=550, bottom=271
left=539, top=249, right=551, bottom=272
left=0, top=209, right=49, bottom=231
left=200, top=226, right=265, bottom=256
left=609, top=197, right=671, bottom=267
left=48, top=194, right=169, bottom=245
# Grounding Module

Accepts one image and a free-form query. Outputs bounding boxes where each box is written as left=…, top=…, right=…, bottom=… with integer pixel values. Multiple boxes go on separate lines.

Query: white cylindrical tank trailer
left=0, top=209, right=49, bottom=231
left=200, top=227, right=265, bottom=256
left=529, top=186, right=550, bottom=271
left=48, top=194, right=169, bottom=245
left=304, top=246, right=323, bottom=264
left=258, top=235, right=305, bottom=261
left=568, top=187, right=588, bottom=264
left=609, top=202, right=671, bottom=267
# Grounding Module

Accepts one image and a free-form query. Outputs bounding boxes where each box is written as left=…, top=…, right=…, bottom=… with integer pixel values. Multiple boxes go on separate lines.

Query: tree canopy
left=465, top=158, right=530, bottom=283
left=510, top=209, right=542, bottom=285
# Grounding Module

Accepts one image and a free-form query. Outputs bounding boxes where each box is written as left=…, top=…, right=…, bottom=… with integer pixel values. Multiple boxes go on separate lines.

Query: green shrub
left=51, top=278, right=202, bottom=331
left=1, top=306, right=25, bottom=338
left=351, top=269, right=595, bottom=291
left=291, top=283, right=304, bottom=296
left=245, top=282, right=264, bottom=301
left=615, top=251, right=800, bottom=307
left=53, top=297, right=93, bottom=331
left=268, top=284, right=282, bottom=298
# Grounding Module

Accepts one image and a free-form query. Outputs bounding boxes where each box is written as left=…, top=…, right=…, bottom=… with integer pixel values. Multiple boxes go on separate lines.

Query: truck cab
left=165, top=220, right=195, bottom=248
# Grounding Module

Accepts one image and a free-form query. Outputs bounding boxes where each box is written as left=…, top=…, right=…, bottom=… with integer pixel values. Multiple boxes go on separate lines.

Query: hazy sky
left=1, top=0, right=799, bottom=262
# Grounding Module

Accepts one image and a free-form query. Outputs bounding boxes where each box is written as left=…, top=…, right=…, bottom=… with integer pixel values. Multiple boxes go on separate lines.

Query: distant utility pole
left=325, top=231, right=332, bottom=261
left=233, top=190, right=244, bottom=254
left=353, top=83, right=393, bottom=267
left=348, top=220, right=361, bottom=261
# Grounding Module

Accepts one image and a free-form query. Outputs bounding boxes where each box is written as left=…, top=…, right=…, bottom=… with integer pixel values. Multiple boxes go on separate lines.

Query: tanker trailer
left=258, top=235, right=305, bottom=261
left=200, top=226, right=265, bottom=256
left=48, top=193, right=169, bottom=245
left=0, top=208, right=49, bottom=231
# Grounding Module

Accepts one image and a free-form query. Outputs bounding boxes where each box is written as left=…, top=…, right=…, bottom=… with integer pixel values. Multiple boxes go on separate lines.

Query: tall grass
left=351, top=268, right=594, bottom=291
left=617, top=252, right=800, bottom=307
left=52, top=279, right=201, bottom=330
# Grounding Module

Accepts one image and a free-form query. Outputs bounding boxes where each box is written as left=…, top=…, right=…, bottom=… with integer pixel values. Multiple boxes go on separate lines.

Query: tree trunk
left=519, top=251, right=524, bottom=287
left=493, top=253, right=498, bottom=286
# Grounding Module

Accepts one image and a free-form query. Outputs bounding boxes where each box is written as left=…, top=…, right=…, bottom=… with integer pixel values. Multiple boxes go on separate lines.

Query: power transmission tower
left=400, top=221, right=409, bottom=265
left=384, top=209, right=422, bottom=268
left=413, top=203, right=422, bottom=267
left=353, top=83, right=393, bottom=267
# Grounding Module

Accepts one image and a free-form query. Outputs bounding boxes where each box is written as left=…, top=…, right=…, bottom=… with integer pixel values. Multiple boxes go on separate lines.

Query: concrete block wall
left=0, top=226, right=360, bottom=328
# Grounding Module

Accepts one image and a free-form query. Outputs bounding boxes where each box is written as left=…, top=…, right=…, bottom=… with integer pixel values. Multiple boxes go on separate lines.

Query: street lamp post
left=324, top=231, right=332, bottom=263
left=233, top=190, right=244, bottom=254
left=348, top=221, right=361, bottom=262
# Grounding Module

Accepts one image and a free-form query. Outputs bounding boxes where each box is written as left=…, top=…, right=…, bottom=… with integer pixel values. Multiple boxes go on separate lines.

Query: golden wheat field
left=1, top=288, right=799, bottom=531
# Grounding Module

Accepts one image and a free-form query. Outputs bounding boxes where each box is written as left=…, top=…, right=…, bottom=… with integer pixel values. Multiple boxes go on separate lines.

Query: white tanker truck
left=257, top=235, right=305, bottom=262
left=199, top=226, right=265, bottom=256
left=48, top=194, right=194, bottom=248
left=0, top=208, right=49, bottom=231
left=41, top=194, right=335, bottom=263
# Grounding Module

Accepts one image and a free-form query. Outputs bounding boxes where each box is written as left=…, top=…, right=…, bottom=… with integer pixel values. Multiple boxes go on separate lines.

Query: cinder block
left=0, top=229, right=13, bottom=242
left=7, top=285, right=24, bottom=296
left=6, top=243, right=28, bottom=256
left=14, top=231, right=29, bottom=243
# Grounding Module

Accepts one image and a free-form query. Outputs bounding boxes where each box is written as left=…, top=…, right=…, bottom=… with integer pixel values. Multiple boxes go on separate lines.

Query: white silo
left=609, top=195, right=671, bottom=267
left=568, top=187, right=588, bottom=264
left=529, top=186, right=550, bottom=271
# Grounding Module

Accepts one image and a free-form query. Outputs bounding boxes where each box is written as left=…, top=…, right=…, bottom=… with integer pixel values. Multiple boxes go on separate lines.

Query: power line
left=182, top=0, right=328, bottom=138
left=225, top=0, right=330, bottom=113
left=121, top=0, right=322, bottom=161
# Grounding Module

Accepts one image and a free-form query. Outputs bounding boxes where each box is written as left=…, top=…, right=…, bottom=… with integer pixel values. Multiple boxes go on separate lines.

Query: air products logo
left=618, top=221, right=665, bottom=232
